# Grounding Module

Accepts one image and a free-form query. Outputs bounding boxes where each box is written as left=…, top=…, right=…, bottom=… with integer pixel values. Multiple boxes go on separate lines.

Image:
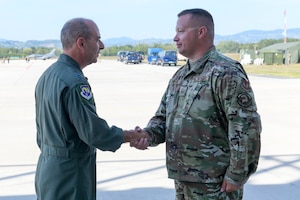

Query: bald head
left=59, top=18, right=104, bottom=69
left=60, top=18, right=96, bottom=50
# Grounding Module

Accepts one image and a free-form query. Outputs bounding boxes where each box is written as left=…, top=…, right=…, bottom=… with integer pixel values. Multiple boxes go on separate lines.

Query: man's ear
left=76, top=37, right=85, bottom=48
left=198, top=26, right=207, bottom=38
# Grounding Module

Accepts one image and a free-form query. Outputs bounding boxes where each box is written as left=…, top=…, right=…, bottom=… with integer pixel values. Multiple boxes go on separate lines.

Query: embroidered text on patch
left=80, top=85, right=92, bottom=100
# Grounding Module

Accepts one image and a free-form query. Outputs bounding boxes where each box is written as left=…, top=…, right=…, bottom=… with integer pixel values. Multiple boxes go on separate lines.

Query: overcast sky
left=0, top=0, right=298, bottom=41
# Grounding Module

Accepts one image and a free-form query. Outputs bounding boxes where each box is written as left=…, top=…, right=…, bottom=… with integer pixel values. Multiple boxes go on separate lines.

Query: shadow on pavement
left=0, top=195, right=36, bottom=200
left=97, top=187, right=175, bottom=200
left=1, top=155, right=300, bottom=200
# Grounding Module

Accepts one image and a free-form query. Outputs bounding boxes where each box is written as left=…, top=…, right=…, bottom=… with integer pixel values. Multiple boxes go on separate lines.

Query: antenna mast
left=283, top=9, right=287, bottom=43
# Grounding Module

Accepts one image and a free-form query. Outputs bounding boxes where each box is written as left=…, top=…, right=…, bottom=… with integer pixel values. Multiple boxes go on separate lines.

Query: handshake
left=123, top=126, right=151, bottom=150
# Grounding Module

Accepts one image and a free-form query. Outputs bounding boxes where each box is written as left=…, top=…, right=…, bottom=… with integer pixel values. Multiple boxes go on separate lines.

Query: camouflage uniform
left=144, top=46, right=261, bottom=199
left=175, top=180, right=243, bottom=200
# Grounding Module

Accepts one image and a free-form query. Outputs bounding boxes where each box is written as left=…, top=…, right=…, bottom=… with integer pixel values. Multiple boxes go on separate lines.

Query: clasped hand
left=124, top=126, right=150, bottom=150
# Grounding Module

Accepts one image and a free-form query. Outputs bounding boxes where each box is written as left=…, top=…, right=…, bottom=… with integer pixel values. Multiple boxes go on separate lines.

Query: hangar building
left=259, top=42, right=300, bottom=65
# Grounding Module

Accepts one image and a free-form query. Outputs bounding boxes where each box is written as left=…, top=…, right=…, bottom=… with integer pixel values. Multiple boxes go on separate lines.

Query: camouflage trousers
left=174, top=180, right=243, bottom=200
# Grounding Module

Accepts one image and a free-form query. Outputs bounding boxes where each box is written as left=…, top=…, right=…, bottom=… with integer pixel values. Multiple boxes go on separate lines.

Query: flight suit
left=35, top=54, right=124, bottom=200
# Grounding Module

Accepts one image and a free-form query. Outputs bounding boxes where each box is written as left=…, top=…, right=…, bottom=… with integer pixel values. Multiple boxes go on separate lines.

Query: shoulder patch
left=80, top=85, right=92, bottom=100
left=237, top=92, right=252, bottom=107
left=241, top=79, right=251, bottom=90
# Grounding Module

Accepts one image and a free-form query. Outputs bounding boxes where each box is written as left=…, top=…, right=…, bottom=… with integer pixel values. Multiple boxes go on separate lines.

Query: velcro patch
left=80, top=85, right=92, bottom=100
left=237, top=92, right=252, bottom=107
left=241, top=79, right=251, bottom=90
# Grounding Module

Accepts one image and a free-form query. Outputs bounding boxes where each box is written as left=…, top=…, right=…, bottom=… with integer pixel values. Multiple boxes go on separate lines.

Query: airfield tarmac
left=0, top=59, right=299, bottom=200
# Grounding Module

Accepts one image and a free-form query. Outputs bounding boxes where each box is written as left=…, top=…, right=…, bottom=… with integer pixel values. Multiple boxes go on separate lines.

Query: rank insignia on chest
left=80, top=85, right=92, bottom=100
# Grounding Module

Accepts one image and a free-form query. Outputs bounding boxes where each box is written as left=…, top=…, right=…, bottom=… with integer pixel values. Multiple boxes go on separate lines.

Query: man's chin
left=93, top=56, right=99, bottom=63
left=177, top=49, right=184, bottom=54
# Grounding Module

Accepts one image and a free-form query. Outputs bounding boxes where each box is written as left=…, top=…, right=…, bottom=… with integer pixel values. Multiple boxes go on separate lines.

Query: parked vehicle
left=124, top=51, right=140, bottom=64
left=117, top=51, right=126, bottom=62
left=156, top=50, right=178, bottom=66
left=147, top=48, right=162, bottom=65
left=137, top=51, right=145, bottom=63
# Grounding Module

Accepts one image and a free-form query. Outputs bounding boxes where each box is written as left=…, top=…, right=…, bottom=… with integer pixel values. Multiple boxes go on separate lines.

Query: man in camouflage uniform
left=132, top=8, right=261, bottom=200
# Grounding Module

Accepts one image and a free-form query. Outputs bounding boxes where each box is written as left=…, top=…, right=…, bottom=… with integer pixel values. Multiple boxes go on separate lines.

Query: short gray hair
left=60, top=18, right=93, bottom=49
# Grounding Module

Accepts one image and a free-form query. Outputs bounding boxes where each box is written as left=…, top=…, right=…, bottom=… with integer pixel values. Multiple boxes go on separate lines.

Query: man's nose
left=99, top=40, right=105, bottom=49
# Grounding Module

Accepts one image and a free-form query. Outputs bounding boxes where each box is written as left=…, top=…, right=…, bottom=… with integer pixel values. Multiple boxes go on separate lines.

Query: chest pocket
left=166, top=83, right=181, bottom=114
left=166, top=77, right=209, bottom=117
left=183, top=80, right=208, bottom=116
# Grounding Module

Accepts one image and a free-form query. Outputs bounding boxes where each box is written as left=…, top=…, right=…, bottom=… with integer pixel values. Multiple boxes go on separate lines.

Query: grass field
left=225, top=53, right=300, bottom=78
left=243, top=64, right=300, bottom=78
left=102, top=55, right=300, bottom=78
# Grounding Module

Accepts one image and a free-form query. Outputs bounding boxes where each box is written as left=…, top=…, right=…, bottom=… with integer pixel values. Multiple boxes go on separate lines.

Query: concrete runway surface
left=0, top=59, right=299, bottom=200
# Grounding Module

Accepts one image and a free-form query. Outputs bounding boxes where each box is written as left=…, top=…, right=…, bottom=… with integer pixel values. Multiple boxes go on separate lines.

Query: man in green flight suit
left=34, top=18, right=146, bottom=200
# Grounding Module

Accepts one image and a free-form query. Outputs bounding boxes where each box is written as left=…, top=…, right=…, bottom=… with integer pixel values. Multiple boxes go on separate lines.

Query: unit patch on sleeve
left=80, top=85, right=93, bottom=100
left=237, top=92, right=252, bottom=107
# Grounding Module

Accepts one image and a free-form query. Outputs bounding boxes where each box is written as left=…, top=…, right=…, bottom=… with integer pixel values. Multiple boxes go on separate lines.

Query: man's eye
left=176, top=29, right=185, bottom=33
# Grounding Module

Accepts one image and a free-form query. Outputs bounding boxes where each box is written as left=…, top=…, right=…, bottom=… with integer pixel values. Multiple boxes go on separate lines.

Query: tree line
left=1, top=38, right=299, bottom=59
left=0, top=47, right=62, bottom=59
left=101, top=38, right=300, bottom=56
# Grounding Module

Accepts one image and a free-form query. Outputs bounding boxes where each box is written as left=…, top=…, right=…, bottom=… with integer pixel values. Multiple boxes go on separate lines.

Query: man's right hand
left=124, top=126, right=151, bottom=150
left=123, top=126, right=151, bottom=150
